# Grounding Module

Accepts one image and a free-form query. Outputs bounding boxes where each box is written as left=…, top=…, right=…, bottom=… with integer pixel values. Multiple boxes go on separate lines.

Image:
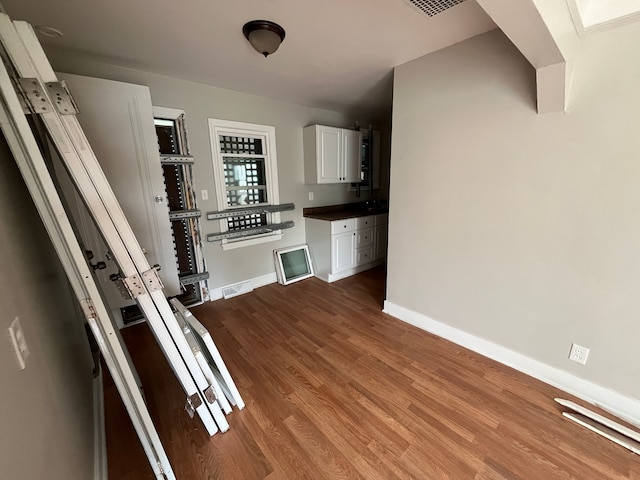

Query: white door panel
left=57, top=73, right=179, bottom=303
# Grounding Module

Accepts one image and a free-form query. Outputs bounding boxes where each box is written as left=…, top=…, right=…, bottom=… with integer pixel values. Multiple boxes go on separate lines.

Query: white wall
left=0, top=135, right=95, bottom=478
left=46, top=49, right=390, bottom=292
left=387, top=24, right=640, bottom=403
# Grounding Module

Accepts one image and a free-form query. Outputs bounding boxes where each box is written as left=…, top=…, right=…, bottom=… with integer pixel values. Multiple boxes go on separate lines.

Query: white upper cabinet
left=304, top=125, right=362, bottom=184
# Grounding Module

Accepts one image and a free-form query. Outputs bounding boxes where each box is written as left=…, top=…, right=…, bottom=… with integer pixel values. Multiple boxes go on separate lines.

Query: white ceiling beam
left=476, top=0, right=567, bottom=113
left=536, top=62, right=566, bottom=114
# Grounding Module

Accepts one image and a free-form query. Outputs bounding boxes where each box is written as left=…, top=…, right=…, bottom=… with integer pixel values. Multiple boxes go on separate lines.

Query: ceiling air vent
left=404, top=0, right=467, bottom=17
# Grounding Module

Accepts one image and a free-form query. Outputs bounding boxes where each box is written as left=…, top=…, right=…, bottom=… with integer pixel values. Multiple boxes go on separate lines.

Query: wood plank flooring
left=105, top=267, right=640, bottom=479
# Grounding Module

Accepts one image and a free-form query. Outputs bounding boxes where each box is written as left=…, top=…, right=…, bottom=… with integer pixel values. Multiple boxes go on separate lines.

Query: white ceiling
left=0, top=0, right=496, bottom=119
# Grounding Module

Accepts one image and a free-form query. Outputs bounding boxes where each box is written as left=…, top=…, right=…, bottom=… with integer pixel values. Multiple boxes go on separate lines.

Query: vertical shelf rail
left=155, top=110, right=209, bottom=310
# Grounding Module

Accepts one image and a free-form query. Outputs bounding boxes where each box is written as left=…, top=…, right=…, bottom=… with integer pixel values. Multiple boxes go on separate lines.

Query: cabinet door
left=374, top=224, right=388, bottom=261
left=342, top=129, right=362, bottom=183
left=332, top=231, right=356, bottom=273
left=318, top=126, right=342, bottom=183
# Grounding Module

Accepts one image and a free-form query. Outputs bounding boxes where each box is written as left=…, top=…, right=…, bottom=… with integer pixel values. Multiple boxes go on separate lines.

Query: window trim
left=208, top=118, right=281, bottom=250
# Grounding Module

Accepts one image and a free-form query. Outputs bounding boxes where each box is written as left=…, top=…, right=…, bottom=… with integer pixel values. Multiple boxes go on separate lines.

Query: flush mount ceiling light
left=242, top=20, right=286, bottom=58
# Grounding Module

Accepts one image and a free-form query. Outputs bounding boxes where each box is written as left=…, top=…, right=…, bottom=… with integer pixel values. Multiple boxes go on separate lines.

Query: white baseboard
left=93, top=370, right=107, bottom=480
left=209, top=272, right=277, bottom=301
left=383, top=300, right=640, bottom=427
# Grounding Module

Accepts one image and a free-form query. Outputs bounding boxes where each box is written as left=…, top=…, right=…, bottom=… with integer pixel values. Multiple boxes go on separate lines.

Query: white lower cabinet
left=305, top=213, right=388, bottom=283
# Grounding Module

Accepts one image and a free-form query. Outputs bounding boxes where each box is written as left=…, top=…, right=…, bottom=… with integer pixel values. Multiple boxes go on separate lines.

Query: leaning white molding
left=383, top=300, right=640, bottom=426
left=93, top=370, right=107, bottom=480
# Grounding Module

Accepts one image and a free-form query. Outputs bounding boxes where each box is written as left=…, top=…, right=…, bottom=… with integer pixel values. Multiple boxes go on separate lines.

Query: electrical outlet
left=8, top=317, right=30, bottom=370
left=569, top=343, right=589, bottom=365
left=201, top=189, right=209, bottom=201
left=308, top=191, right=314, bottom=201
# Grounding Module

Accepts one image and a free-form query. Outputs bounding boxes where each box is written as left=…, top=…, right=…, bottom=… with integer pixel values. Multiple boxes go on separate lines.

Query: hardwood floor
left=105, top=267, right=640, bottom=479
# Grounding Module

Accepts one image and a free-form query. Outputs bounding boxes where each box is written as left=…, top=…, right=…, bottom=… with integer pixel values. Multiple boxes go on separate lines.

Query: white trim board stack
left=172, top=299, right=245, bottom=411
left=556, top=399, right=640, bottom=455
left=0, top=14, right=243, bottom=478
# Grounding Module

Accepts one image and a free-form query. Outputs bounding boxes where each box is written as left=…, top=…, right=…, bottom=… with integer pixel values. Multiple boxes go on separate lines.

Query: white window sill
left=220, top=231, right=283, bottom=251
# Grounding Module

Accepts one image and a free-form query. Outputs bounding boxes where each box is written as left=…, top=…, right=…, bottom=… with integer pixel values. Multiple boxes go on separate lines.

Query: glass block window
left=222, top=157, right=267, bottom=207
left=209, top=120, right=281, bottom=244
left=219, top=136, right=263, bottom=155
left=219, top=136, right=268, bottom=212
left=227, top=213, right=267, bottom=230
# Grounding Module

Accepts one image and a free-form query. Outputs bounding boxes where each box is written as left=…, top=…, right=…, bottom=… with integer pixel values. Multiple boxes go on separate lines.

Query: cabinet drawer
left=356, top=227, right=374, bottom=248
left=375, top=213, right=388, bottom=226
left=331, top=218, right=356, bottom=234
left=355, top=246, right=374, bottom=266
left=356, top=215, right=374, bottom=229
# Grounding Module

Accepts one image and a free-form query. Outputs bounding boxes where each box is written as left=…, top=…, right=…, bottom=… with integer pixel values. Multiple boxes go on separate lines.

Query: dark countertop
left=303, top=202, right=388, bottom=221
